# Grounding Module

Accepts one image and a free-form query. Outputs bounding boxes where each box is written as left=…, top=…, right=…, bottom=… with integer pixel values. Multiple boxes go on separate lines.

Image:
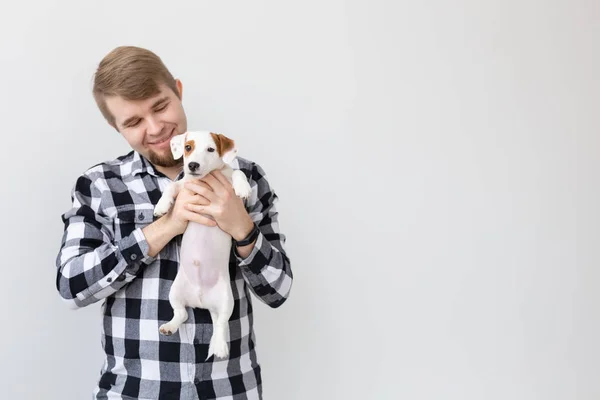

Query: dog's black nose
left=188, top=162, right=200, bottom=172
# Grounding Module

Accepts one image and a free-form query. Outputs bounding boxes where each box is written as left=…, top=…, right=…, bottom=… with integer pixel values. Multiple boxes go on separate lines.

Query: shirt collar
left=131, top=151, right=184, bottom=180
left=130, top=151, right=152, bottom=176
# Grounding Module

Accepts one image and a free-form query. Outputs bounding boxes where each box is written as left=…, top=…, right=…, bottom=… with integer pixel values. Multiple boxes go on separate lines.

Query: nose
left=146, top=116, right=162, bottom=136
left=188, top=162, right=200, bottom=172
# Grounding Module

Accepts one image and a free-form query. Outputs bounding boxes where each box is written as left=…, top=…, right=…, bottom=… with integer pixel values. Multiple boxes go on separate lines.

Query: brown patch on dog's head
left=184, top=140, right=195, bottom=157
left=210, top=132, right=235, bottom=157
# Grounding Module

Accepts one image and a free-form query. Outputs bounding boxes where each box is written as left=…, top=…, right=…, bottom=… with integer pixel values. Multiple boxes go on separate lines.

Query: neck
left=155, top=164, right=183, bottom=181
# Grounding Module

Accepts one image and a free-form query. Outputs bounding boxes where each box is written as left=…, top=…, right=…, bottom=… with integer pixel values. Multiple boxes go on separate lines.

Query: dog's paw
left=231, top=170, right=252, bottom=199
left=206, top=335, right=229, bottom=360
left=159, top=323, right=177, bottom=336
left=153, top=199, right=173, bottom=217
left=233, top=179, right=252, bottom=200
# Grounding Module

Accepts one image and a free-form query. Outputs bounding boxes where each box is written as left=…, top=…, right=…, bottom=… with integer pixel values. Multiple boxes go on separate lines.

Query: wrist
left=142, top=216, right=175, bottom=258
left=155, top=214, right=181, bottom=239
left=232, top=217, right=255, bottom=242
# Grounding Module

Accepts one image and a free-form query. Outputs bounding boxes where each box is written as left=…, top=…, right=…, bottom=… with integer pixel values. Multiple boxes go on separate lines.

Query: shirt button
left=194, top=377, right=200, bottom=385
left=106, top=277, right=112, bottom=283
left=138, top=213, right=145, bottom=221
left=130, top=254, right=138, bottom=261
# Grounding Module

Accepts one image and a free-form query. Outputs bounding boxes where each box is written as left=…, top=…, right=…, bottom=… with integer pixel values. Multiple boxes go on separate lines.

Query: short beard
left=147, top=149, right=182, bottom=168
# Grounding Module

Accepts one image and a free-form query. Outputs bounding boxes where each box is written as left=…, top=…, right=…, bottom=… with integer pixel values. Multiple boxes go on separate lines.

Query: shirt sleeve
left=233, top=163, right=293, bottom=308
left=55, top=174, right=155, bottom=309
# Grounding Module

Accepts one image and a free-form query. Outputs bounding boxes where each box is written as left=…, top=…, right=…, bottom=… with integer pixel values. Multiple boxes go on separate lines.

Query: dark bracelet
left=234, top=224, right=260, bottom=247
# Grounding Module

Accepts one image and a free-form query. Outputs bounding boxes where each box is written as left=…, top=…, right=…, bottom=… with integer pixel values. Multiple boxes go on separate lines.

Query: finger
left=181, top=179, right=211, bottom=196
left=185, top=203, right=218, bottom=217
left=181, top=195, right=210, bottom=206
left=191, top=178, right=212, bottom=190
left=184, top=181, right=217, bottom=201
left=201, top=174, right=227, bottom=195
left=176, top=190, right=200, bottom=205
left=211, top=170, right=232, bottom=188
left=193, top=196, right=211, bottom=206
left=182, top=209, right=217, bottom=227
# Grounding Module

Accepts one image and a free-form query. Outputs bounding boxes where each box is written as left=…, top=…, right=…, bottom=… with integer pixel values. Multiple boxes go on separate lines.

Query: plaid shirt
left=55, top=150, right=293, bottom=400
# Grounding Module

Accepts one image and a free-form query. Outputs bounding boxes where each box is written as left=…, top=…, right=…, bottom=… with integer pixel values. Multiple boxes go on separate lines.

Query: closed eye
left=154, top=102, right=169, bottom=112
left=127, top=119, right=141, bottom=128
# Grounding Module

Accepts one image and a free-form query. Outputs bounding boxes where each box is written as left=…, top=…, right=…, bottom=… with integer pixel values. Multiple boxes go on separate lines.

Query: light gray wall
left=1, top=1, right=598, bottom=399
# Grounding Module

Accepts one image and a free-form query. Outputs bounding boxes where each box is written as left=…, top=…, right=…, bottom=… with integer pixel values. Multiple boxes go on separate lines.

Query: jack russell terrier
left=153, top=130, right=252, bottom=360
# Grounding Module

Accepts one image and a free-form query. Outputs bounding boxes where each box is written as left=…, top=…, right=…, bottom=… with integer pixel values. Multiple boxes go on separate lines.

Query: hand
left=163, top=182, right=217, bottom=236
left=184, top=170, right=254, bottom=240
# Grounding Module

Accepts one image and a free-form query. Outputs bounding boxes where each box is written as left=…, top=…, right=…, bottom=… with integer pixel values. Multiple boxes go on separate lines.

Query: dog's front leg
left=154, top=181, right=183, bottom=217
left=159, top=273, right=189, bottom=335
left=231, top=170, right=252, bottom=199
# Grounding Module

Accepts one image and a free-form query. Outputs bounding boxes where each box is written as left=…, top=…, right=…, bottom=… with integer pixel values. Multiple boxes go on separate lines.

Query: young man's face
left=104, top=80, right=188, bottom=168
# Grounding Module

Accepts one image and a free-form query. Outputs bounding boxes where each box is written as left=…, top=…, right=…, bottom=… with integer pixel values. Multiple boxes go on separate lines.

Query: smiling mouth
left=148, top=129, right=174, bottom=145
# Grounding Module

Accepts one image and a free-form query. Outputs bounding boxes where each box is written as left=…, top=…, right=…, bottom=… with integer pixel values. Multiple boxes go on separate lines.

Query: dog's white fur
left=153, top=130, right=252, bottom=359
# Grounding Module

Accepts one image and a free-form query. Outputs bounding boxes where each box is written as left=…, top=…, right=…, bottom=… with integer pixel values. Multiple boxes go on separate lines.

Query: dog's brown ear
left=210, top=132, right=237, bottom=163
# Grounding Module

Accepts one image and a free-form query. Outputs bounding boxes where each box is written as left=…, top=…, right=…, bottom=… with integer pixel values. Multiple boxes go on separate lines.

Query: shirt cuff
left=233, top=231, right=270, bottom=274
left=117, top=228, right=156, bottom=274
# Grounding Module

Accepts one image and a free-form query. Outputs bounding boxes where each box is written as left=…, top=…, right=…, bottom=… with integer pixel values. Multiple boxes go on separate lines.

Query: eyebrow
left=120, top=96, right=170, bottom=128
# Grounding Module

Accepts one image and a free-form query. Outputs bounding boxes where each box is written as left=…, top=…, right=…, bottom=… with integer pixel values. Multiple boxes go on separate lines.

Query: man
left=55, top=46, right=293, bottom=400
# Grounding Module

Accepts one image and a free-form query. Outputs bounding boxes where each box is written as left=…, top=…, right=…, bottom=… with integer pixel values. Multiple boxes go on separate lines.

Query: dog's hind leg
left=206, top=284, right=234, bottom=360
left=206, top=309, right=230, bottom=360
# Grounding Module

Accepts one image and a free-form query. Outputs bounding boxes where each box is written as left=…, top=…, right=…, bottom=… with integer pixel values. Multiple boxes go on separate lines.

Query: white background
left=0, top=1, right=599, bottom=399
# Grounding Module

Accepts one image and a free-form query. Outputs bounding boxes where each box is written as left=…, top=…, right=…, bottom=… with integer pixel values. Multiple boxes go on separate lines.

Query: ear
left=210, top=132, right=238, bottom=164
left=170, top=133, right=186, bottom=159
left=175, top=79, right=183, bottom=99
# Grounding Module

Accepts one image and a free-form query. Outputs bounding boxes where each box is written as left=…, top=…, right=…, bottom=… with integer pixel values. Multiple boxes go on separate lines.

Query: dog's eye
left=207, top=147, right=215, bottom=153
left=185, top=145, right=192, bottom=152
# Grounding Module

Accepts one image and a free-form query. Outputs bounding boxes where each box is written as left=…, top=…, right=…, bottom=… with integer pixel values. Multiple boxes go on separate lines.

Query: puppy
left=153, top=130, right=252, bottom=359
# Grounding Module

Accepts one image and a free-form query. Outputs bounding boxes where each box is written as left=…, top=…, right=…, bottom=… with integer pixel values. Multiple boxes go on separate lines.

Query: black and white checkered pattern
left=55, top=150, right=293, bottom=399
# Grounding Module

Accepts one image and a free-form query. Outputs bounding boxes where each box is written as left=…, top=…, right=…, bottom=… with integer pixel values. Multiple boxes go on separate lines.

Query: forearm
left=56, top=228, right=153, bottom=308
left=231, top=162, right=293, bottom=307
left=231, top=215, right=257, bottom=259
left=235, top=229, right=293, bottom=308
left=142, top=216, right=179, bottom=258
left=235, top=241, right=256, bottom=259
left=56, top=174, right=183, bottom=309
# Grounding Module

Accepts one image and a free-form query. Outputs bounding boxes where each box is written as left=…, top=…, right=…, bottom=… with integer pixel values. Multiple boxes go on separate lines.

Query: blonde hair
left=92, top=46, right=179, bottom=128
